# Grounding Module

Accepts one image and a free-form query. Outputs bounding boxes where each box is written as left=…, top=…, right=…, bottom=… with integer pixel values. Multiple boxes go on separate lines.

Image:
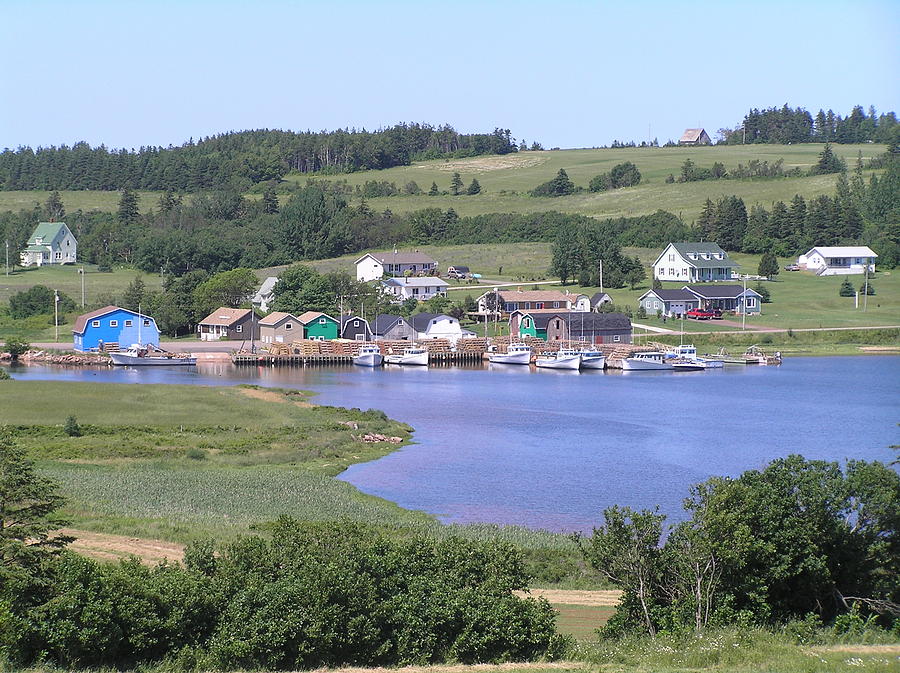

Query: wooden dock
left=232, top=350, right=487, bottom=367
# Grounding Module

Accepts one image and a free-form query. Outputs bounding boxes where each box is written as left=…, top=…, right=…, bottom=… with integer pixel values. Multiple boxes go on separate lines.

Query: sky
left=2, top=0, right=898, bottom=151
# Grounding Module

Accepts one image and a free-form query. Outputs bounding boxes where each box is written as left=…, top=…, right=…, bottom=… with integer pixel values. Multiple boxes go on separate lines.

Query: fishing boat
left=671, top=359, right=706, bottom=371
left=665, top=344, right=722, bottom=368
left=702, top=347, right=754, bottom=365
left=109, top=344, right=196, bottom=366
left=353, top=344, right=383, bottom=367
left=384, top=347, right=429, bottom=366
left=579, top=349, right=606, bottom=369
left=488, top=342, right=532, bottom=365
left=744, top=345, right=783, bottom=365
left=535, top=348, right=582, bottom=370
left=621, top=351, right=674, bottom=371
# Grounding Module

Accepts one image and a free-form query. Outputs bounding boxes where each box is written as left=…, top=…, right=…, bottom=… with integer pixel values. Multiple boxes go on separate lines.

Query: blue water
left=3, top=357, right=898, bottom=532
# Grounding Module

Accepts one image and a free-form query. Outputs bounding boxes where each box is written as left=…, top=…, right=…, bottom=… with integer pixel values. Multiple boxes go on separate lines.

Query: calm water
left=4, top=357, right=899, bottom=532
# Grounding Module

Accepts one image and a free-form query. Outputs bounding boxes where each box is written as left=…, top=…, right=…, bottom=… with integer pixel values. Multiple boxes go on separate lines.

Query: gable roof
left=639, top=288, right=698, bottom=302
left=557, top=311, right=632, bottom=331
left=297, top=311, right=337, bottom=325
left=253, top=276, right=278, bottom=299
left=384, top=277, right=449, bottom=287
left=590, top=292, right=611, bottom=305
left=373, top=314, right=408, bottom=335
left=73, top=305, right=154, bottom=334
left=656, top=242, right=739, bottom=269
left=805, top=246, right=877, bottom=258
left=679, top=128, right=708, bottom=142
left=684, top=284, right=761, bottom=299
left=198, top=307, right=252, bottom=326
left=488, top=290, right=582, bottom=304
left=340, top=315, right=371, bottom=328
left=356, top=251, right=437, bottom=265
left=27, top=222, right=70, bottom=246
left=448, top=265, right=469, bottom=272
left=409, top=312, right=455, bottom=332
left=258, top=311, right=297, bottom=326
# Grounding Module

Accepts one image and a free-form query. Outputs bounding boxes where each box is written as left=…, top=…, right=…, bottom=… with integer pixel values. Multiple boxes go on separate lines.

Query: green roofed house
left=298, top=311, right=339, bottom=341
left=20, top=222, right=77, bottom=267
left=652, top=242, right=738, bottom=283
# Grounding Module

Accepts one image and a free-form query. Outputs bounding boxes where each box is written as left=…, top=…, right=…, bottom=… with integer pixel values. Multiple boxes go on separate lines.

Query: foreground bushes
left=2, top=519, right=567, bottom=669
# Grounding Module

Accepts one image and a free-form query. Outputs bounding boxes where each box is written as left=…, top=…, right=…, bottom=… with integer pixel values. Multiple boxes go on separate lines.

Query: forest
left=0, top=125, right=518, bottom=192
left=720, top=103, right=897, bottom=145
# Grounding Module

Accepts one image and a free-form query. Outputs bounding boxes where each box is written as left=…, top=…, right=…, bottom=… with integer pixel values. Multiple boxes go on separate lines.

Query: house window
left=746, top=297, right=756, bottom=308
left=143, top=319, right=151, bottom=326
left=236, top=325, right=242, bottom=332
left=536, top=302, right=544, bottom=309
left=355, top=334, right=365, bottom=341
left=553, top=301, right=560, bottom=308
left=319, top=318, right=326, bottom=324
left=55, top=251, right=61, bottom=259
left=613, top=335, right=621, bottom=342
left=91, top=320, right=100, bottom=328
left=413, top=288, right=419, bottom=295
left=125, top=320, right=133, bottom=327
left=670, top=268, right=675, bottom=276
left=524, top=318, right=531, bottom=327
left=285, top=323, right=293, bottom=330
left=668, top=254, right=675, bottom=261
left=109, top=320, right=118, bottom=327
left=654, top=301, right=659, bottom=309
left=353, top=320, right=360, bottom=327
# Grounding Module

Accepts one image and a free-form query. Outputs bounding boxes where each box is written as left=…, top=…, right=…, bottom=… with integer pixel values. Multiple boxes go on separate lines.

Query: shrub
left=0, top=368, right=10, bottom=380
left=859, top=281, right=875, bottom=295
left=3, top=338, right=30, bottom=361
left=64, top=415, right=81, bottom=437
left=839, top=279, right=856, bottom=297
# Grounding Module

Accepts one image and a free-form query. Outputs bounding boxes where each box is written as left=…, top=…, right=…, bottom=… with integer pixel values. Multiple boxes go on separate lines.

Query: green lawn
left=0, top=263, right=162, bottom=306
left=0, top=190, right=160, bottom=214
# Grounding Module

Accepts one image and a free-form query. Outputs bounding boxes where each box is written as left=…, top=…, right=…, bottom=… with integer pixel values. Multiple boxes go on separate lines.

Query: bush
left=63, top=415, right=81, bottom=437
left=0, top=368, right=10, bottom=380
left=859, top=281, right=875, bottom=295
left=754, top=283, right=771, bottom=303
left=839, top=278, right=856, bottom=297
left=531, top=169, right=575, bottom=197
left=3, top=338, right=30, bottom=361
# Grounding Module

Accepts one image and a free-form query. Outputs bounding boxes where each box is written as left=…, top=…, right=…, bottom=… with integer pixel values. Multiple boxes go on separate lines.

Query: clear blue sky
left=3, top=0, right=898, bottom=151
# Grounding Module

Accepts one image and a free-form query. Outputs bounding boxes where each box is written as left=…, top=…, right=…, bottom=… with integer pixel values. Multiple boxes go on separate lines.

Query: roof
left=384, top=277, right=449, bottom=287
left=258, top=311, right=297, bottom=326
left=805, top=246, right=877, bottom=258
left=679, top=128, right=708, bottom=142
left=449, top=265, right=470, bottom=272
left=297, top=311, right=337, bottom=324
left=198, top=307, right=252, bottom=326
left=684, top=284, right=761, bottom=299
left=558, top=312, right=632, bottom=331
left=489, top=290, right=582, bottom=303
left=253, top=276, right=278, bottom=299
left=590, top=292, right=611, bottom=305
left=373, top=314, right=408, bottom=335
left=639, top=289, right=698, bottom=302
left=27, top=222, right=70, bottom=246
left=410, top=313, right=454, bottom=332
left=73, top=305, right=154, bottom=334
left=657, top=242, right=739, bottom=269
left=356, top=251, right=437, bottom=265
left=24, top=244, right=50, bottom=252
left=340, top=315, right=371, bottom=328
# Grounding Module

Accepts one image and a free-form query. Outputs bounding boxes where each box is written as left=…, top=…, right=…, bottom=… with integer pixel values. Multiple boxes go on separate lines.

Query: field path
left=516, top=589, right=622, bottom=606
left=61, top=528, right=185, bottom=564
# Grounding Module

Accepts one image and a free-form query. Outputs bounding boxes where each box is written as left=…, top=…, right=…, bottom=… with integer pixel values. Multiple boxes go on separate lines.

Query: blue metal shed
left=72, top=305, right=161, bottom=352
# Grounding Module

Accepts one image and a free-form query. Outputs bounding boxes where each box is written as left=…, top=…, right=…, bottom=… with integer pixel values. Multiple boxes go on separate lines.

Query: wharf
left=231, top=351, right=486, bottom=367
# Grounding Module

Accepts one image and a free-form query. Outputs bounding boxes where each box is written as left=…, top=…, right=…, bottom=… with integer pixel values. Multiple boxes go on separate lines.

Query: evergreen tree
left=262, top=186, right=279, bottom=214
left=466, top=178, right=481, bottom=195
left=450, top=172, right=463, bottom=196
left=696, top=198, right=717, bottom=241
left=834, top=172, right=863, bottom=239
left=810, top=143, right=846, bottom=175
left=157, top=190, right=180, bottom=213
left=121, top=275, right=146, bottom=311
left=859, top=280, right=875, bottom=295
left=753, top=282, right=771, bottom=303
left=625, top=257, right=647, bottom=289
left=117, top=188, right=140, bottom=224
left=757, top=251, right=779, bottom=278
left=428, top=181, right=439, bottom=196
left=531, top=169, right=575, bottom=197
left=715, top=196, right=747, bottom=251
left=44, top=191, right=65, bottom=221
left=788, top=195, right=808, bottom=249
left=839, top=278, right=855, bottom=297
left=550, top=224, right=578, bottom=283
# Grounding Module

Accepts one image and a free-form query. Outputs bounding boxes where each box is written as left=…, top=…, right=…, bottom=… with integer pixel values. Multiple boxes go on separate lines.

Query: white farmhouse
left=355, top=250, right=438, bottom=282
left=382, top=276, right=448, bottom=302
left=653, top=242, right=738, bottom=282
left=799, top=246, right=877, bottom=276
left=251, top=276, right=278, bottom=312
left=410, top=313, right=473, bottom=345
left=20, top=222, right=77, bottom=267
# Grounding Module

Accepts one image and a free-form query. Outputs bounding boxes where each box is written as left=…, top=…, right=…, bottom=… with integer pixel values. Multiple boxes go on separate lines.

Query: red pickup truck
left=686, top=308, right=722, bottom=320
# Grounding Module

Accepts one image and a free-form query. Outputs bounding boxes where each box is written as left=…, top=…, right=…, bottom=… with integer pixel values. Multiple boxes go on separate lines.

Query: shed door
left=671, top=302, right=685, bottom=315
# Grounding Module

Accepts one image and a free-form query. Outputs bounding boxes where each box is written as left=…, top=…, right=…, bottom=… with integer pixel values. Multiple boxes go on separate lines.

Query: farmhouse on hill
left=798, top=246, right=877, bottom=276
left=251, top=276, right=278, bottom=312
left=653, top=242, right=738, bottom=283
left=73, top=306, right=160, bottom=352
left=20, top=222, right=77, bottom=267
left=382, top=276, right=449, bottom=302
left=678, top=128, right=711, bottom=145
left=355, top=250, right=438, bottom=282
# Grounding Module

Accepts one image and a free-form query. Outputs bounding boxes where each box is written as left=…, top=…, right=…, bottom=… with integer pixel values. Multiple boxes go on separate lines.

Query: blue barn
left=73, top=305, right=161, bottom=352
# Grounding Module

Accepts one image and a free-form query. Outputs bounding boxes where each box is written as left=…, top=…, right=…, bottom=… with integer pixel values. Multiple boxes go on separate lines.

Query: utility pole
left=863, top=265, right=869, bottom=312
left=741, top=275, right=747, bottom=331
left=5, top=240, right=8, bottom=275
left=79, top=266, right=85, bottom=307
left=599, top=259, right=604, bottom=294
left=54, top=290, right=59, bottom=343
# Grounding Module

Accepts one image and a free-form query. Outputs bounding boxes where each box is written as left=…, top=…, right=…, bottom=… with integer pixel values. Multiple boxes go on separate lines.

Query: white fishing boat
left=665, top=343, right=722, bottom=368
left=671, top=360, right=706, bottom=371
left=488, top=342, right=532, bottom=365
left=621, top=351, right=674, bottom=371
left=384, top=347, right=429, bottom=366
left=353, top=345, right=383, bottom=367
left=535, top=348, right=582, bottom=370
left=109, top=344, right=196, bottom=366
left=579, top=349, right=606, bottom=370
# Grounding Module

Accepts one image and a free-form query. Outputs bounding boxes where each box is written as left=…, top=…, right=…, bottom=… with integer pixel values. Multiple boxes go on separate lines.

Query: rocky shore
left=0, top=349, right=111, bottom=366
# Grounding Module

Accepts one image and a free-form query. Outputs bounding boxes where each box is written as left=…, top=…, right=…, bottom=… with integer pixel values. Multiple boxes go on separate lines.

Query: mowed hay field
left=282, top=143, right=884, bottom=222
left=0, top=144, right=881, bottom=223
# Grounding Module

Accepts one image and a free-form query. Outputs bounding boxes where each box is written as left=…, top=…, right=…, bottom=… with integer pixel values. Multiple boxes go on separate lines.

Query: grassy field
left=0, top=145, right=881, bottom=225
left=283, top=144, right=883, bottom=223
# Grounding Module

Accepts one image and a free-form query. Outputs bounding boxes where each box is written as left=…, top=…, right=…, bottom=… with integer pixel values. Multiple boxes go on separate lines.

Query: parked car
left=686, top=308, right=721, bottom=320
left=784, top=264, right=801, bottom=271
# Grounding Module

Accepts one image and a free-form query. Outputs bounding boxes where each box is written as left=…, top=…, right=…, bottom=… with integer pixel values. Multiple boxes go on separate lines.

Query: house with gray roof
left=373, top=314, right=416, bottom=341
left=545, top=312, right=632, bottom=344
left=356, top=250, right=438, bottom=282
left=638, top=288, right=700, bottom=317
left=409, top=313, right=473, bottom=345
left=678, top=128, right=711, bottom=145
left=382, top=276, right=448, bottom=302
left=20, top=222, right=77, bottom=267
left=340, top=315, right=373, bottom=341
left=653, top=242, right=739, bottom=283
left=684, top=285, right=762, bottom=315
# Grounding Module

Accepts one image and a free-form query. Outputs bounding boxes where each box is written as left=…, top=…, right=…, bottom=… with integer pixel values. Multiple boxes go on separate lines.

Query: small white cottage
left=20, top=222, right=77, bottom=267
left=799, top=246, right=877, bottom=275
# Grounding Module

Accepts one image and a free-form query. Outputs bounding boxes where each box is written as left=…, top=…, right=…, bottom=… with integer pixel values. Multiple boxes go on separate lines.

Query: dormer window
left=690, top=253, right=697, bottom=260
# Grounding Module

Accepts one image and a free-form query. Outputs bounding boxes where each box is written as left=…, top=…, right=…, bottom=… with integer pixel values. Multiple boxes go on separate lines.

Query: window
left=553, top=301, right=560, bottom=308
left=143, top=319, right=151, bottom=326
left=109, top=320, right=118, bottom=327
left=236, top=325, right=243, bottom=332
left=524, top=318, right=531, bottom=327
left=746, top=297, right=756, bottom=308
left=285, top=323, right=293, bottom=330
left=319, top=318, right=326, bottom=324
left=91, top=320, right=100, bottom=328
left=353, top=320, right=360, bottom=327
left=668, top=254, right=675, bottom=261
left=613, top=335, right=621, bottom=342
left=55, top=251, right=61, bottom=259
left=124, top=320, right=133, bottom=327
left=654, top=301, right=659, bottom=309
left=670, top=268, right=675, bottom=276
left=413, top=288, right=419, bottom=295
left=355, top=334, right=365, bottom=341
